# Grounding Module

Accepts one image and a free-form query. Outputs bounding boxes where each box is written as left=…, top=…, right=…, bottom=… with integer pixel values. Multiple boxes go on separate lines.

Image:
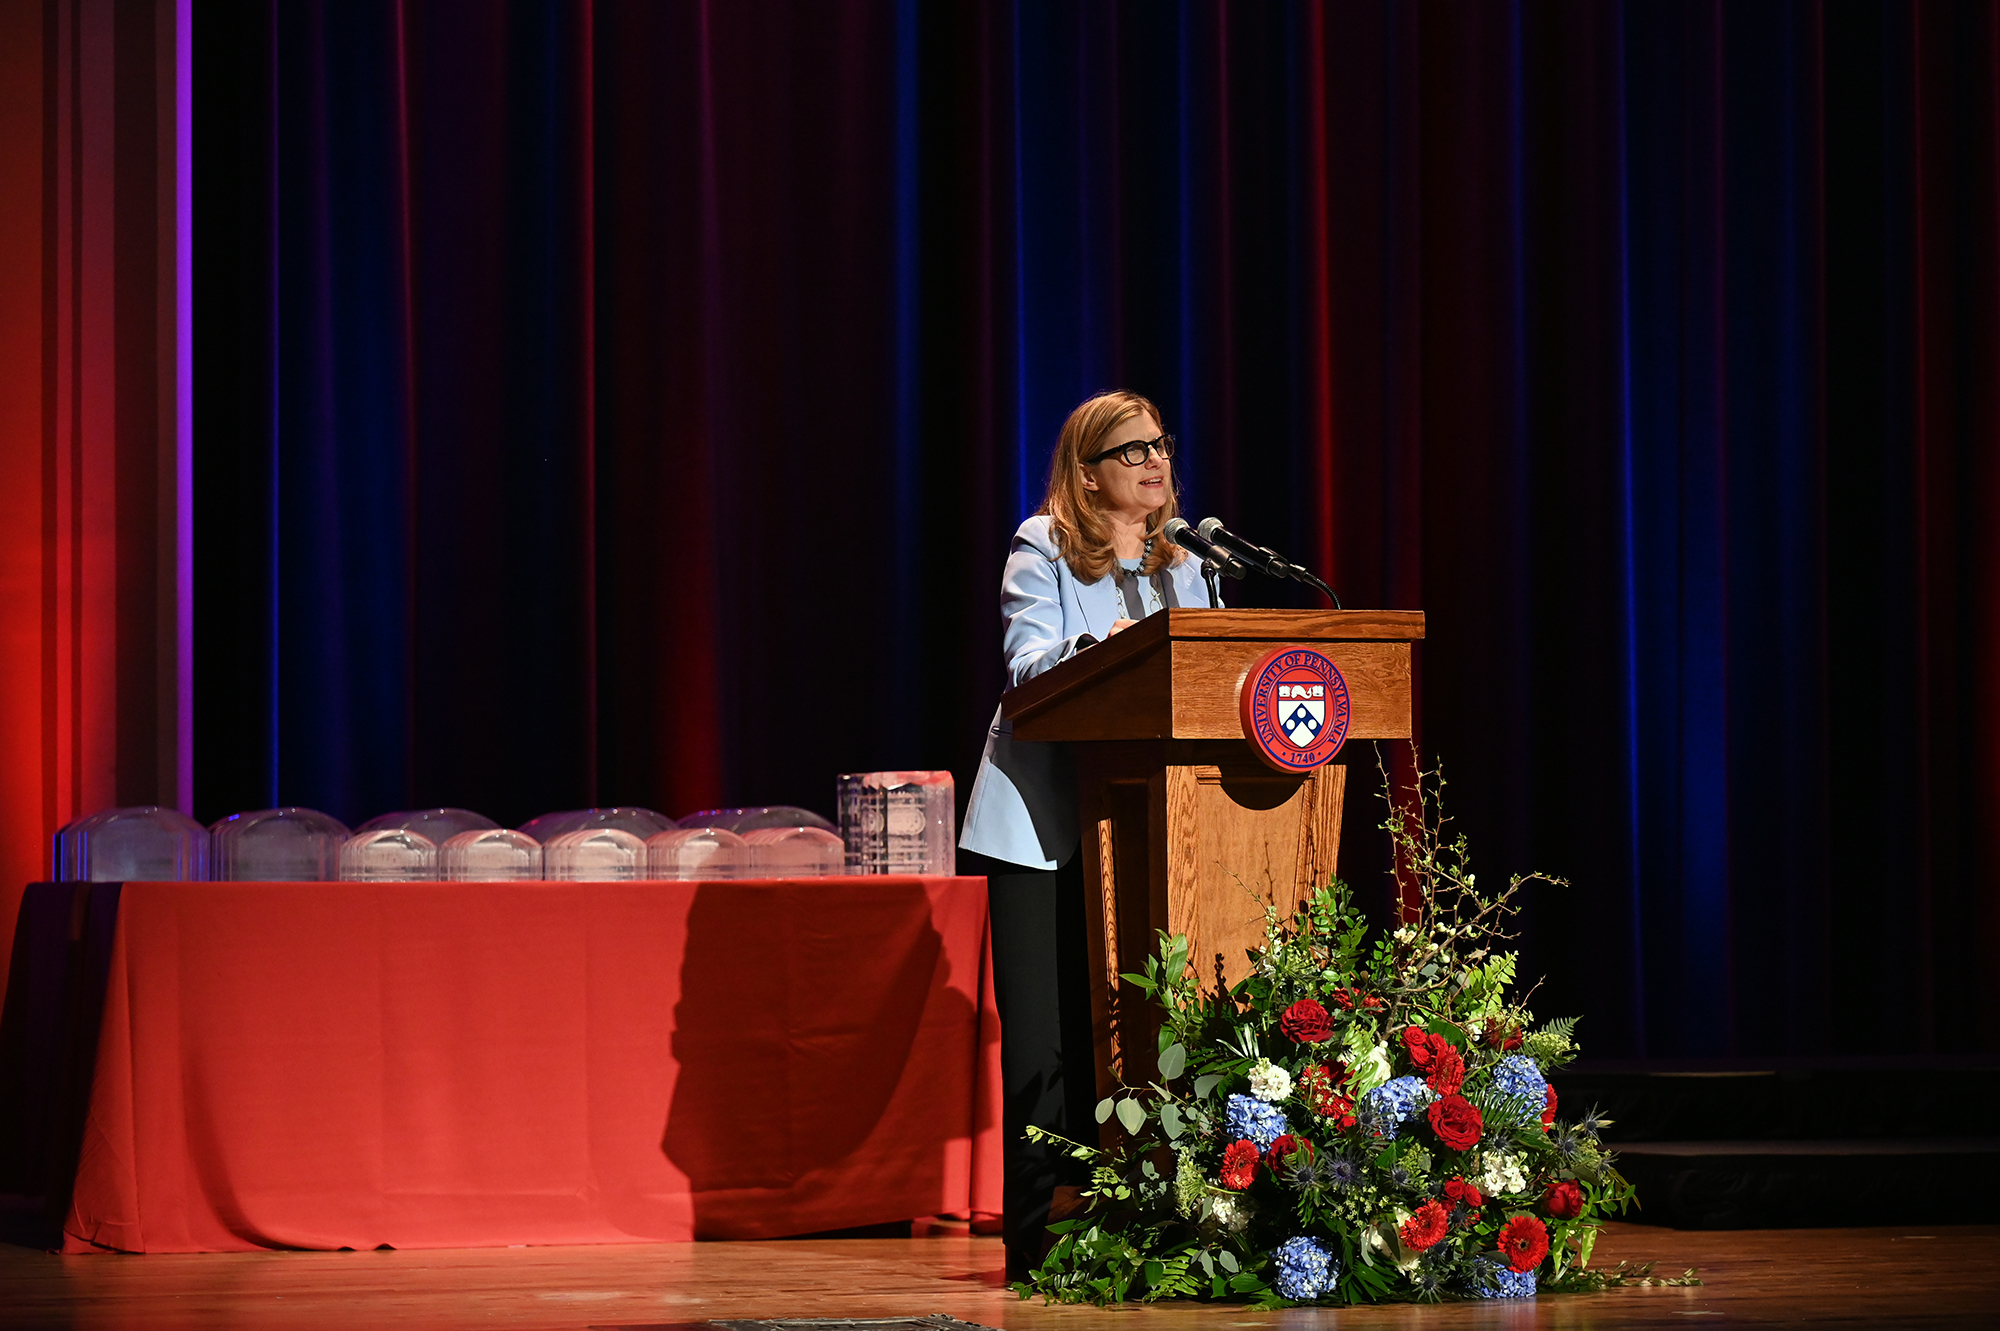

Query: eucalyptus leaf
left=1158, top=1042, right=1187, bottom=1080
left=1095, top=1096, right=1116, bottom=1125
left=1217, top=1248, right=1239, bottom=1273
left=1193, top=1073, right=1223, bottom=1100
left=1116, top=1097, right=1146, bottom=1135
left=1160, top=1102, right=1184, bottom=1140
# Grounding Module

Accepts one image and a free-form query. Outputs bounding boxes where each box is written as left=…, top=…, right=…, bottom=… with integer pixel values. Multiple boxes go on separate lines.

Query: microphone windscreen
left=1162, top=517, right=1193, bottom=544
left=1198, top=516, right=1225, bottom=540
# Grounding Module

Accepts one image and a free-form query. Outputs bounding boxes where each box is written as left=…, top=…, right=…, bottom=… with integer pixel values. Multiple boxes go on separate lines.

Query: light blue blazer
left=959, top=515, right=1217, bottom=870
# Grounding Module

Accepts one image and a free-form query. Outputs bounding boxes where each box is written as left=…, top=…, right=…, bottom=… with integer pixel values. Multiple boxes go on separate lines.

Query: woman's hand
left=1109, top=618, right=1138, bottom=635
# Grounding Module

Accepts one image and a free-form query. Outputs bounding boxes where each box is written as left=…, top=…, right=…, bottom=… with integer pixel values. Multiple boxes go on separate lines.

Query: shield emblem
left=1239, top=645, right=1351, bottom=773
left=1281, top=699, right=1325, bottom=747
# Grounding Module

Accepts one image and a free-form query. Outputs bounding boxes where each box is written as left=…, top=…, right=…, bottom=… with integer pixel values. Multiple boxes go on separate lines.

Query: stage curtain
left=183, top=0, right=2000, bottom=1059
left=0, top=0, right=191, bottom=1001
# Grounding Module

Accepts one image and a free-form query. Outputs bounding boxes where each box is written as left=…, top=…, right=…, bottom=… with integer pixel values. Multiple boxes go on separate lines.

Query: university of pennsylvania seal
left=1239, top=646, right=1351, bottom=773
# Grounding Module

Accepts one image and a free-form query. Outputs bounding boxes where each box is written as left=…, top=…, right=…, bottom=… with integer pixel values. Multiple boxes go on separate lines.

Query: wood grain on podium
left=1005, top=608, right=1424, bottom=743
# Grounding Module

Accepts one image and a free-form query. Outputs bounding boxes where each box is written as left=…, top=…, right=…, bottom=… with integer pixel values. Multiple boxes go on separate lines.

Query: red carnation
left=1219, top=1139, right=1260, bottom=1191
left=1498, top=1214, right=1550, bottom=1272
left=1444, top=1176, right=1485, bottom=1210
left=1362, top=995, right=1384, bottom=1011
left=1329, top=988, right=1355, bottom=1011
left=1426, top=1093, right=1484, bottom=1152
left=1398, top=1199, right=1450, bottom=1251
left=1427, top=1044, right=1466, bottom=1096
left=1544, top=1179, right=1585, bottom=1219
left=1402, top=1026, right=1438, bottom=1070
left=1265, top=1134, right=1315, bottom=1178
left=1280, top=999, right=1335, bottom=1044
left=1542, top=1083, right=1559, bottom=1130
left=1502, top=1027, right=1523, bottom=1050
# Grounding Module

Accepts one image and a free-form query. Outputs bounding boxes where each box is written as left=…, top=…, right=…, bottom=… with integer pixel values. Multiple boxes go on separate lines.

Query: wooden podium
left=1002, top=608, right=1424, bottom=1095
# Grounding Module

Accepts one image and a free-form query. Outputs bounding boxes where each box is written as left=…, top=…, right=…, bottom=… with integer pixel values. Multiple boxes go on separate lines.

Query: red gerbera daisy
left=1398, top=1200, right=1450, bottom=1251
left=1498, top=1214, right=1550, bottom=1272
left=1219, top=1139, right=1260, bottom=1191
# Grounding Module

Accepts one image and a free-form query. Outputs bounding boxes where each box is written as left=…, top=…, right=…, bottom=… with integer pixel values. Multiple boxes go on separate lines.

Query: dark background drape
left=192, top=0, right=2000, bottom=1060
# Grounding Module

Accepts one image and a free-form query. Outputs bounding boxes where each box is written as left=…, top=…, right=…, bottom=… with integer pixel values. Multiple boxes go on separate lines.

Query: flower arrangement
left=1018, top=760, right=1698, bottom=1307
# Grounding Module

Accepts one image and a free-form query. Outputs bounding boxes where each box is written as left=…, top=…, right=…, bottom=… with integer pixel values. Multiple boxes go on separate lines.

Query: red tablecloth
left=58, top=876, right=1001, bottom=1253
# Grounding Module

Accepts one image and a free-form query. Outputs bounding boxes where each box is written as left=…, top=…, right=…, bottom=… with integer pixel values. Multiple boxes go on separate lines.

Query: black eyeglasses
left=1086, top=434, right=1176, bottom=467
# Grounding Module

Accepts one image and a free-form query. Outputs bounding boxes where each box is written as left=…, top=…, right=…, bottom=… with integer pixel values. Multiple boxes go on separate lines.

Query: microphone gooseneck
left=1195, top=517, right=1343, bottom=609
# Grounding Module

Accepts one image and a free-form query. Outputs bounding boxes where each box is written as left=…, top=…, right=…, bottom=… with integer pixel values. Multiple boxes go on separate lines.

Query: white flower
left=1207, top=1193, right=1252, bottom=1232
left=1248, top=1058, right=1293, bottom=1102
left=1347, top=1042, right=1393, bottom=1095
left=1393, top=925, right=1416, bottom=943
left=1476, top=1152, right=1528, bottom=1198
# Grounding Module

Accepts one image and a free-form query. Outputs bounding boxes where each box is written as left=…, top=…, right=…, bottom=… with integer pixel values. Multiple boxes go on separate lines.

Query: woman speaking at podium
left=959, top=390, right=1215, bottom=1277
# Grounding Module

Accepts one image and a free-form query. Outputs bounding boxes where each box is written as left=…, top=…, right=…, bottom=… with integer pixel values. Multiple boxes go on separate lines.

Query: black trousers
left=960, top=847, right=1099, bottom=1280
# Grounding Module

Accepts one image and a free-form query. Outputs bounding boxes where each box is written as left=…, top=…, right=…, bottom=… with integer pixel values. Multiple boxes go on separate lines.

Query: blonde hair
left=1037, top=391, right=1186, bottom=584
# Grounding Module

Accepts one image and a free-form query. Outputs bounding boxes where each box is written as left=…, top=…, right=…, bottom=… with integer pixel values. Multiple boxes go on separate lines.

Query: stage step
left=1551, top=1062, right=2000, bottom=1142
left=1611, top=1138, right=2000, bottom=1228
left=1548, top=1061, right=2000, bottom=1229
left=592, top=1311, right=1000, bottom=1319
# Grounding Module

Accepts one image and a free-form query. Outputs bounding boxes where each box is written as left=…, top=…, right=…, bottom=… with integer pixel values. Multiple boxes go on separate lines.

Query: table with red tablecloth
left=2, top=876, right=999, bottom=1254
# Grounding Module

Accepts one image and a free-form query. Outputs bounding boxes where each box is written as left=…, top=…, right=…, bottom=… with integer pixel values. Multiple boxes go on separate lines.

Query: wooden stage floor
left=3, top=1222, right=1996, bottom=1330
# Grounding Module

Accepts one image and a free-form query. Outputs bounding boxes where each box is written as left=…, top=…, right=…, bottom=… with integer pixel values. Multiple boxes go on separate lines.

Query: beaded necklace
left=1113, top=537, right=1164, bottom=615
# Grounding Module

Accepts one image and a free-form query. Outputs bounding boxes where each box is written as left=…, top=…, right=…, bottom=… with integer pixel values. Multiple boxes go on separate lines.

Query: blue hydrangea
left=1271, top=1235, right=1337, bottom=1300
left=1358, top=1075, right=1433, bottom=1139
left=1224, top=1093, right=1290, bottom=1148
left=1476, top=1266, right=1537, bottom=1299
left=1491, top=1055, right=1549, bottom=1112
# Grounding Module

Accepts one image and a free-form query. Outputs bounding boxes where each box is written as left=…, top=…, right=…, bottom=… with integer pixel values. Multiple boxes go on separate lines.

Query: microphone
left=1197, top=518, right=1293, bottom=578
left=1195, top=517, right=1344, bottom=608
left=1162, top=518, right=1248, bottom=578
